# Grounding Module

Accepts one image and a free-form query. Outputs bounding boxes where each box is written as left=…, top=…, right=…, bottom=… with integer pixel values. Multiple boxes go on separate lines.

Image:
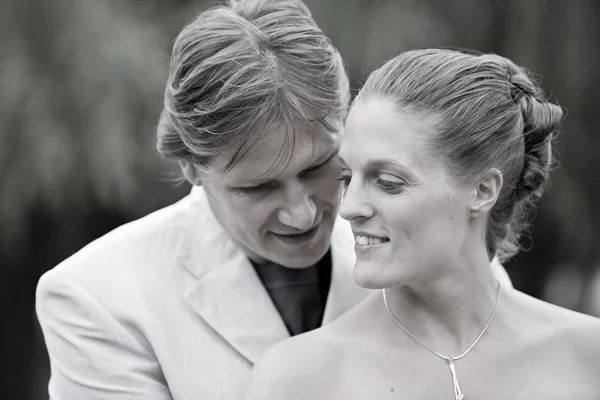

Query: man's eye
left=238, top=182, right=276, bottom=193
left=304, top=158, right=333, bottom=174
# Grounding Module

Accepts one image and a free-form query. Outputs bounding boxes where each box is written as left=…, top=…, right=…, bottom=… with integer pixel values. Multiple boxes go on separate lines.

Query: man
left=36, top=0, right=512, bottom=398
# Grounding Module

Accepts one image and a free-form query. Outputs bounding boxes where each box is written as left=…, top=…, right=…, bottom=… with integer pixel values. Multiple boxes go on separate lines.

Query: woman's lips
left=355, top=234, right=390, bottom=246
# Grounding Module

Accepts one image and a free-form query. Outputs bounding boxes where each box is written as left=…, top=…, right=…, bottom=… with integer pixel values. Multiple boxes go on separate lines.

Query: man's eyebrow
left=228, top=148, right=340, bottom=187
left=304, top=148, right=338, bottom=171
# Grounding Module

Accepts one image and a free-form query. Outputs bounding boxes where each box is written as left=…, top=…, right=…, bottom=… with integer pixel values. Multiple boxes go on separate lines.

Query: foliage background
left=2, top=0, right=599, bottom=398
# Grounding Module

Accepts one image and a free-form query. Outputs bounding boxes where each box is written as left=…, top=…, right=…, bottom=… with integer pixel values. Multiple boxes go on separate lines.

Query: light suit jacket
left=36, top=186, right=512, bottom=399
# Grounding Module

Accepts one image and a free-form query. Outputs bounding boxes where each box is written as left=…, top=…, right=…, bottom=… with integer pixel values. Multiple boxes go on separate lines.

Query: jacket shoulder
left=38, top=193, right=197, bottom=306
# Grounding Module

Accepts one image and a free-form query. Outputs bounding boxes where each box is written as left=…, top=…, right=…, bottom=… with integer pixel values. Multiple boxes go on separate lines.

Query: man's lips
left=271, top=216, right=324, bottom=236
left=272, top=223, right=320, bottom=237
left=270, top=222, right=323, bottom=245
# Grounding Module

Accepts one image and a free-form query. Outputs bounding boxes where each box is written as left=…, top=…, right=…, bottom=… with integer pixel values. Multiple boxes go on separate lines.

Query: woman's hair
left=156, top=0, right=349, bottom=176
left=355, top=49, right=564, bottom=262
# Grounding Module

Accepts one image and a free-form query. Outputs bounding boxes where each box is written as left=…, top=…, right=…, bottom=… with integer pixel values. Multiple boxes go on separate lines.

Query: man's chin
left=279, top=253, right=328, bottom=269
left=271, top=243, right=331, bottom=269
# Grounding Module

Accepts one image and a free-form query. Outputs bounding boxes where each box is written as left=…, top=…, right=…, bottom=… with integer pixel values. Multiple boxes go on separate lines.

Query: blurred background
left=1, top=0, right=599, bottom=398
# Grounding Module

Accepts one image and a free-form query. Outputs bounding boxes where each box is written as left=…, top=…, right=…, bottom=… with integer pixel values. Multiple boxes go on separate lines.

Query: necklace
left=382, top=279, right=501, bottom=400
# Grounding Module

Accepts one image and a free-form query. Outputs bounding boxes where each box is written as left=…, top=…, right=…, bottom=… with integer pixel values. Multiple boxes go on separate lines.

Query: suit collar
left=179, top=186, right=366, bottom=363
left=180, top=186, right=289, bottom=364
left=323, top=218, right=369, bottom=324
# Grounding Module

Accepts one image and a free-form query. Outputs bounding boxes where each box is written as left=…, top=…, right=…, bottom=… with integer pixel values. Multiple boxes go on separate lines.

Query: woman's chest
left=326, top=343, right=595, bottom=400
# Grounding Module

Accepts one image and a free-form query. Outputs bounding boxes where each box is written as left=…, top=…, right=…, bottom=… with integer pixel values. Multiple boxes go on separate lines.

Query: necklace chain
left=382, top=278, right=501, bottom=360
left=382, top=279, right=502, bottom=400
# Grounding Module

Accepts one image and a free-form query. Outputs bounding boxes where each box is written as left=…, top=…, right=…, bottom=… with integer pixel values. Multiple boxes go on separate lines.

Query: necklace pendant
left=382, top=281, right=501, bottom=400
left=447, top=357, right=465, bottom=400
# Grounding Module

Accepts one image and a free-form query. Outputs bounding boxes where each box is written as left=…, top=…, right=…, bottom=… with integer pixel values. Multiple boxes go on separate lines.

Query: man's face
left=199, top=123, right=343, bottom=268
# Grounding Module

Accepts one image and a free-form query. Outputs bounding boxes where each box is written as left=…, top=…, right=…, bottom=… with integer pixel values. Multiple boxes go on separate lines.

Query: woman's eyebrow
left=337, top=156, right=410, bottom=171
left=365, top=158, right=410, bottom=171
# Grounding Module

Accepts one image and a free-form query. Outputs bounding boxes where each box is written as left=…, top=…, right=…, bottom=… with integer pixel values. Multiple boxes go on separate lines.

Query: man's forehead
left=221, top=128, right=339, bottom=184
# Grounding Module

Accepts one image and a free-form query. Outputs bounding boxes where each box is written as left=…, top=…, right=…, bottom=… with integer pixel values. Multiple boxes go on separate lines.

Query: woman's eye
left=376, top=174, right=405, bottom=193
left=336, top=175, right=351, bottom=188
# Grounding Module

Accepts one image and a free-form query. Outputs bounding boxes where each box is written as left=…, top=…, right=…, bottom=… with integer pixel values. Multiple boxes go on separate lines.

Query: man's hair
left=156, top=0, right=349, bottom=176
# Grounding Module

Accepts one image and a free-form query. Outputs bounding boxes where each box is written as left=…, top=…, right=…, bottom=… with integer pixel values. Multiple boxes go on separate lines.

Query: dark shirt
left=252, top=250, right=332, bottom=336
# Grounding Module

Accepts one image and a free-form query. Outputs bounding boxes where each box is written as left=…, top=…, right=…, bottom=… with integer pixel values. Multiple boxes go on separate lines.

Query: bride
left=244, top=49, right=600, bottom=399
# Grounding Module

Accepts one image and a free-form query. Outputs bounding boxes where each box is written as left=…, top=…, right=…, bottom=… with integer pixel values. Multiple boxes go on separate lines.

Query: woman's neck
left=382, top=254, right=501, bottom=356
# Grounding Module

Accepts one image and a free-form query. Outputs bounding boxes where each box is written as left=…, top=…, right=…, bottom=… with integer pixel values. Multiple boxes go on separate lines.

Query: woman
left=245, top=49, right=600, bottom=399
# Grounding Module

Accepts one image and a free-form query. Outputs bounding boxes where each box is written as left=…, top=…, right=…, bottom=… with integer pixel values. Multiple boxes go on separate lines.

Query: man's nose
left=277, top=183, right=318, bottom=231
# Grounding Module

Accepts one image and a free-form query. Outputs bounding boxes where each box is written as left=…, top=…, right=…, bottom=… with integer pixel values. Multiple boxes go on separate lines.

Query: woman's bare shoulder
left=244, top=295, right=383, bottom=400
left=244, top=329, right=341, bottom=400
left=507, top=288, right=598, bottom=324
left=551, top=306, right=600, bottom=389
left=508, top=289, right=600, bottom=373
left=558, top=306, right=600, bottom=359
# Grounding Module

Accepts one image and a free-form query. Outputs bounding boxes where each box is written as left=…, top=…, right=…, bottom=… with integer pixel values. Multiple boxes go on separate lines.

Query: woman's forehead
left=341, top=98, right=443, bottom=174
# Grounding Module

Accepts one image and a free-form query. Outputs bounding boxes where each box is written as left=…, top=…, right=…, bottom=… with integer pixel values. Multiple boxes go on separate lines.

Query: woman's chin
left=353, top=265, right=390, bottom=289
left=353, top=261, right=411, bottom=289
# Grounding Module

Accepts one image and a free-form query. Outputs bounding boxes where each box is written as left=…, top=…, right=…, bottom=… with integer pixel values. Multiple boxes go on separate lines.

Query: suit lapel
left=179, top=187, right=369, bottom=364
left=180, top=186, right=289, bottom=365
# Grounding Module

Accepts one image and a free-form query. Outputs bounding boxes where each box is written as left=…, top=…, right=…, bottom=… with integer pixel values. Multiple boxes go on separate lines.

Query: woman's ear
left=470, top=168, right=503, bottom=217
left=179, top=161, right=202, bottom=186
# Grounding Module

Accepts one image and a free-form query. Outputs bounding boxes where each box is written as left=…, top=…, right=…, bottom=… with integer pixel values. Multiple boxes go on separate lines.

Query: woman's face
left=338, top=97, right=475, bottom=289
